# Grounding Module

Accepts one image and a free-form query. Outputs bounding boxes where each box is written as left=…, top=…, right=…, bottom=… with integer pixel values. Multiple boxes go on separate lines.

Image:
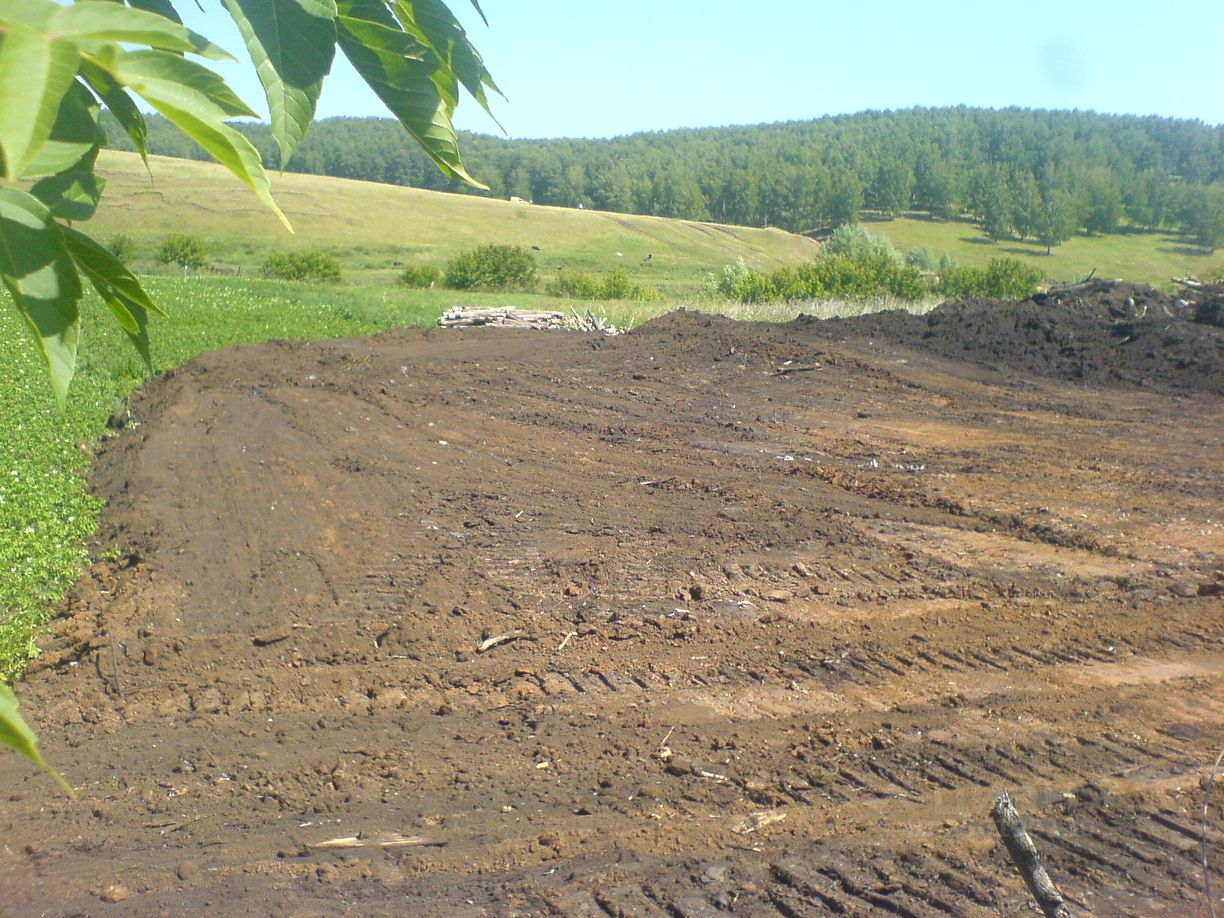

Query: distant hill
left=89, top=151, right=820, bottom=289
left=104, top=107, right=1224, bottom=249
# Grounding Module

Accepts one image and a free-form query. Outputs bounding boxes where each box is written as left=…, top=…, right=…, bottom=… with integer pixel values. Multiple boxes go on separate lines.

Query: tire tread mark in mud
left=816, top=860, right=925, bottom=917
left=770, top=861, right=856, bottom=913
left=1029, top=826, right=1188, bottom=893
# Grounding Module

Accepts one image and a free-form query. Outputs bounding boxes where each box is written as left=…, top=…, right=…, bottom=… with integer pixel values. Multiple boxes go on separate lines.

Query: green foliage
left=939, top=257, right=1043, bottom=300
left=397, top=263, right=442, bottom=288
left=445, top=244, right=537, bottom=291
left=107, top=233, right=136, bottom=264
left=719, top=232, right=927, bottom=304
left=905, top=247, right=938, bottom=271
left=547, top=269, right=603, bottom=300
left=821, top=224, right=903, bottom=265
left=157, top=233, right=207, bottom=269
left=550, top=267, right=658, bottom=302
left=1180, top=183, right=1224, bottom=252
left=262, top=248, right=342, bottom=283
left=0, top=0, right=494, bottom=405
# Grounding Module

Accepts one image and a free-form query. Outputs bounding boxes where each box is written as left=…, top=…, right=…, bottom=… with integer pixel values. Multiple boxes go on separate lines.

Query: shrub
left=548, top=268, right=660, bottom=302
left=906, top=247, right=938, bottom=271
left=262, top=249, right=342, bottom=283
left=398, top=264, right=442, bottom=288
left=445, top=244, right=537, bottom=291
left=820, top=224, right=903, bottom=266
left=547, top=270, right=603, bottom=299
left=157, top=234, right=207, bottom=269
left=939, top=257, right=1043, bottom=300
left=107, top=234, right=136, bottom=265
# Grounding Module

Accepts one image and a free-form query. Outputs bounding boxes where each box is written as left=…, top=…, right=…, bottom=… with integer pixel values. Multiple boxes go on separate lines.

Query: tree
left=0, top=0, right=495, bottom=787
left=1179, top=183, right=1224, bottom=252
left=1034, top=189, right=1080, bottom=254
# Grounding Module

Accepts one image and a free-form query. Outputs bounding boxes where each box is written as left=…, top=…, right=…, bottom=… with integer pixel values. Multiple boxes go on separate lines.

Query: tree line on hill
left=104, top=106, right=1224, bottom=250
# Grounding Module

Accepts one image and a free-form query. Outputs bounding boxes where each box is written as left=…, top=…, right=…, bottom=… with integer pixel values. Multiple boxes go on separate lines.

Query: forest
left=105, top=106, right=1224, bottom=251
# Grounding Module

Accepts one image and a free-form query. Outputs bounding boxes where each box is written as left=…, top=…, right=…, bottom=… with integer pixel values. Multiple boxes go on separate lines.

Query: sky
left=177, top=1, right=1224, bottom=139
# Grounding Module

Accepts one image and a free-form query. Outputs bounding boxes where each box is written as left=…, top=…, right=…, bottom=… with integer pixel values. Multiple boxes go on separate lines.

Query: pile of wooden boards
left=438, top=306, right=620, bottom=334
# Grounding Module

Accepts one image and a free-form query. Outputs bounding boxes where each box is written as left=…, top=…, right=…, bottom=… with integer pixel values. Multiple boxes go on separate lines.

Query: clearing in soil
left=1, top=284, right=1222, bottom=916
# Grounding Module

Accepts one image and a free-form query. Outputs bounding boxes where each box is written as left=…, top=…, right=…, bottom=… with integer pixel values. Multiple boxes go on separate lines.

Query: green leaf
left=390, top=0, right=502, bottom=117
left=64, top=227, right=163, bottom=373
left=112, top=49, right=290, bottom=230
left=20, top=80, right=103, bottom=180
left=0, top=187, right=82, bottom=406
left=79, top=59, right=149, bottom=167
left=0, top=684, right=74, bottom=797
left=53, top=0, right=233, bottom=60
left=124, top=0, right=183, bottom=24
left=0, top=23, right=80, bottom=179
left=337, top=0, right=484, bottom=188
left=222, top=0, right=337, bottom=166
left=30, top=168, right=106, bottom=222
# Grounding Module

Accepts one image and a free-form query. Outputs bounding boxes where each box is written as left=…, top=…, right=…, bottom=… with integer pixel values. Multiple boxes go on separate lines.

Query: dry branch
left=991, top=792, right=1073, bottom=917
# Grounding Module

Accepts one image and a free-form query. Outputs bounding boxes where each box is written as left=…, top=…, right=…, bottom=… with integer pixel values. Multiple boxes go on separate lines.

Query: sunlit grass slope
left=863, top=214, right=1224, bottom=289
left=91, top=151, right=821, bottom=290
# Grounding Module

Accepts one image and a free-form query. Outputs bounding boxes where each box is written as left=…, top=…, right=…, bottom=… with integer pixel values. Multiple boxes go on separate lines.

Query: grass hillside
left=862, top=214, right=1224, bottom=289
left=91, top=151, right=820, bottom=291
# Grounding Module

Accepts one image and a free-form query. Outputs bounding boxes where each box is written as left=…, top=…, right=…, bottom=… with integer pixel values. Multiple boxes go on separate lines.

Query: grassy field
left=862, top=214, right=1224, bottom=289
left=91, top=151, right=820, bottom=292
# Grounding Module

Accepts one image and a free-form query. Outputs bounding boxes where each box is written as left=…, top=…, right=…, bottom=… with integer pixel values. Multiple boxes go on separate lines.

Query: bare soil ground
left=2, top=285, right=1222, bottom=916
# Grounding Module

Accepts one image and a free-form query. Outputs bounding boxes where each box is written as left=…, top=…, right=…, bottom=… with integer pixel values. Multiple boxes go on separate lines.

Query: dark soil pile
left=798, top=281, right=1224, bottom=394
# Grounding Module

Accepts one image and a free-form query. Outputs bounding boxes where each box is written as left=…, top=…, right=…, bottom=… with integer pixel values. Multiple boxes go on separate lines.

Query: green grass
left=90, top=151, right=820, bottom=294
left=862, top=214, right=1224, bottom=289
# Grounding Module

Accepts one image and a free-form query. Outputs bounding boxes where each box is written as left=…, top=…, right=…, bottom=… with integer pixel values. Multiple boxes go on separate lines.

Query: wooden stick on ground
left=991, top=792, right=1074, bottom=918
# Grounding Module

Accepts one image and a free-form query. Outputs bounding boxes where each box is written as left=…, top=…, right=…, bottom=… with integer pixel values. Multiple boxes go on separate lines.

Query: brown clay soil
left=2, top=283, right=1222, bottom=916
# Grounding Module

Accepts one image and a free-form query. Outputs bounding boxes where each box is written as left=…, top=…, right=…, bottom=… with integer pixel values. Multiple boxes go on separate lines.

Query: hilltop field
left=0, top=151, right=1221, bottom=915
left=89, top=152, right=820, bottom=293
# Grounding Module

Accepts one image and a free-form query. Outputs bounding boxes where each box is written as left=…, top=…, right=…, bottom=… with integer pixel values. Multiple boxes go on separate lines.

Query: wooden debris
left=476, top=633, right=516, bottom=654
left=732, top=809, right=787, bottom=834
left=991, top=792, right=1074, bottom=917
left=438, top=305, right=620, bottom=334
left=310, top=832, right=443, bottom=850
left=556, top=631, right=577, bottom=652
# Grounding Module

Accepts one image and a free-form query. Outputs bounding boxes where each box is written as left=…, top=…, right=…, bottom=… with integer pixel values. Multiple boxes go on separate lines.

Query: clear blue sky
left=179, top=1, right=1224, bottom=139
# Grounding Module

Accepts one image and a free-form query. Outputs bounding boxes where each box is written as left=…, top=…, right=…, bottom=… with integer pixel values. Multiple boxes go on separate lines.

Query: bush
left=939, top=257, right=1043, bottom=300
left=262, top=249, right=342, bottom=283
left=906, top=247, right=938, bottom=271
left=820, top=224, right=903, bottom=266
left=398, top=264, right=442, bottom=288
left=107, top=234, right=136, bottom=265
left=445, top=244, right=537, bottom=291
left=547, top=270, right=603, bottom=300
left=157, top=234, right=207, bottom=269
left=548, top=267, right=660, bottom=302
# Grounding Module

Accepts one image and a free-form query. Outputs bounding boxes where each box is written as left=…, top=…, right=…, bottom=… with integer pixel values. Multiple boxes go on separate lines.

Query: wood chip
left=477, top=634, right=515, bottom=654
left=731, top=809, right=787, bottom=834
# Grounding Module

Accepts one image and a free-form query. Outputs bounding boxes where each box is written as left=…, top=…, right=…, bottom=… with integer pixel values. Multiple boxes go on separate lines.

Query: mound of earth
left=801, top=280, right=1224, bottom=393
left=1, top=310, right=1220, bottom=916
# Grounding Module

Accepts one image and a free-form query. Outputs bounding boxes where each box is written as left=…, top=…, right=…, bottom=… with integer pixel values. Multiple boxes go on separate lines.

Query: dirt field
left=2, top=284, right=1222, bottom=916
